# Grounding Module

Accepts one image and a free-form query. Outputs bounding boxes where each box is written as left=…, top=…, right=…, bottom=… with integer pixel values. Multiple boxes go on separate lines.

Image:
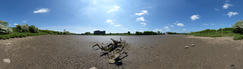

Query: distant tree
left=84, top=32, right=91, bottom=35
left=143, top=31, right=157, bottom=35
left=233, top=20, right=243, bottom=34
left=157, top=31, right=162, bottom=35
left=0, top=21, right=12, bottom=34
left=166, top=32, right=177, bottom=34
left=16, top=24, right=29, bottom=32
left=63, top=29, right=71, bottom=35
left=29, top=25, right=39, bottom=33
left=135, top=31, right=143, bottom=35
left=127, top=31, right=131, bottom=35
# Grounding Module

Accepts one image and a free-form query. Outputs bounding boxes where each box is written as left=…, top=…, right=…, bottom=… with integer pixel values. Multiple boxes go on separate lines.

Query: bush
left=233, top=21, right=243, bottom=34
left=0, top=21, right=12, bottom=34
left=29, top=25, right=39, bottom=33
left=16, top=24, right=29, bottom=32
left=234, top=35, right=243, bottom=40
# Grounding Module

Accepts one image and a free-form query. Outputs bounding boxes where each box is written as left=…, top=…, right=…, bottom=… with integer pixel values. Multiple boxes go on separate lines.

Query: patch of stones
left=184, top=42, right=196, bottom=49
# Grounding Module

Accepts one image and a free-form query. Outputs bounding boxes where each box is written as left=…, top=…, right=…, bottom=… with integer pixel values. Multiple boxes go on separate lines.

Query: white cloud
left=114, top=24, right=121, bottom=27
left=227, top=11, right=239, bottom=17
left=141, top=22, right=147, bottom=26
left=107, top=5, right=120, bottom=13
left=33, top=8, right=49, bottom=14
left=176, top=23, right=184, bottom=27
left=136, top=17, right=145, bottom=22
left=164, top=26, right=170, bottom=31
left=105, top=19, right=121, bottom=27
left=190, top=14, right=200, bottom=21
left=14, top=23, right=18, bottom=25
left=223, top=3, right=232, bottom=9
left=135, top=10, right=148, bottom=16
left=106, top=19, right=114, bottom=24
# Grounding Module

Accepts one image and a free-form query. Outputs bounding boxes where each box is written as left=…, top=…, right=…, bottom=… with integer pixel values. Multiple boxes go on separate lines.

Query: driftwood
left=92, top=38, right=128, bottom=65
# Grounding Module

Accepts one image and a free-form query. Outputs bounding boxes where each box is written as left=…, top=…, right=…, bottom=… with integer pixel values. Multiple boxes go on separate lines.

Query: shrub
left=233, top=35, right=243, bottom=40
left=0, top=21, right=12, bottom=34
left=29, top=25, right=39, bottom=33
left=233, top=21, right=243, bottom=34
left=16, top=24, right=29, bottom=32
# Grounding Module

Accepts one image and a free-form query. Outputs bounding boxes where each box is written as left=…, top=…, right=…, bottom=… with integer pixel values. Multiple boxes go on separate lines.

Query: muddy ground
left=0, top=35, right=243, bottom=69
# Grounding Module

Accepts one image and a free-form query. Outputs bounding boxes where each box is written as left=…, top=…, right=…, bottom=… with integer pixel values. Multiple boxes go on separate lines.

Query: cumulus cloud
left=136, top=17, right=145, bottom=22
left=223, top=3, right=232, bottom=9
left=107, top=5, right=120, bottom=13
left=135, top=10, right=148, bottom=16
left=190, top=14, right=200, bottom=21
left=141, top=22, right=147, bottom=26
left=164, top=26, right=170, bottom=31
left=106, top=19, right=114, bottom=24
left=176, top=23, right=184, bottom=27
left=105, top=19, right=121, bottom=27
left=33, top=8, right=49, bottom=14
left=227, top=12, right=239, bottom=17
left=135, top=10, right=148, bottom=26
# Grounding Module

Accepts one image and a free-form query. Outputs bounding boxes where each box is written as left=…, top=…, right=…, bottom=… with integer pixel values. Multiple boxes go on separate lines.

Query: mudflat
left=0, top=35, right=243, bottom=69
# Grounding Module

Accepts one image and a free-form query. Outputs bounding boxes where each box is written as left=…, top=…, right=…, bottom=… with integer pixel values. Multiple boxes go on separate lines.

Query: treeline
left=0, top=20, right=71, bottom=39
left=82, top=31, right=187, bottom=35
left=190, top=20, right=243, bottom=40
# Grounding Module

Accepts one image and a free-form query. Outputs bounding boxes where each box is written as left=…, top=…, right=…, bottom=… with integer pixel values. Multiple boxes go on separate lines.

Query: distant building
left=94, top=30, right=106, bottom=35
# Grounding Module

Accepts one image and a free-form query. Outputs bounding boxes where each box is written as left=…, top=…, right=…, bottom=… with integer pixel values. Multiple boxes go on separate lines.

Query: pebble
left=184, top=46, right=189, bottom=49
left=3, top=58, right=11, bottom=63
left=89, top=67, right=97, bottom=69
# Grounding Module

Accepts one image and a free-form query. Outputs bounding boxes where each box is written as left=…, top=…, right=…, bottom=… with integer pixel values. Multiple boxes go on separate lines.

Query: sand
left=0, top=35, right=243, bottom=69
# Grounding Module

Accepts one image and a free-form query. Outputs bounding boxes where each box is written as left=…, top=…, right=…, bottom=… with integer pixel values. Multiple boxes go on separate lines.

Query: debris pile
left=92, top=38, right=128, bottom=65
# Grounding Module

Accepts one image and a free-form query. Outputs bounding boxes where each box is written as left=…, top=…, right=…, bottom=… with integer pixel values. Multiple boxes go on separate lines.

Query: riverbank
left=0, top=35, right=243, bottom=69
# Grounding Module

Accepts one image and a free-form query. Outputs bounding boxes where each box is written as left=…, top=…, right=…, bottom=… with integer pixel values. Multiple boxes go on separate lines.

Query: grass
left=190, top=28, right=243, bottom=40
left=0, top=30, right=70, bottom=40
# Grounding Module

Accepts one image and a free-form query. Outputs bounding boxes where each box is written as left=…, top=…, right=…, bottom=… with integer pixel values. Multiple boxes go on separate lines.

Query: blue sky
left=0, top=0, right=242, bottom=33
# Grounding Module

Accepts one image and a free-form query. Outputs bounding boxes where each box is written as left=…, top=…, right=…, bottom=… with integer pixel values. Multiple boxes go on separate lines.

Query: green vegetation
left=190, top=20, right=243, bottom=40
left=0, top=21, right=13, bottom=34
left=0, top=20, right=72, bottom=40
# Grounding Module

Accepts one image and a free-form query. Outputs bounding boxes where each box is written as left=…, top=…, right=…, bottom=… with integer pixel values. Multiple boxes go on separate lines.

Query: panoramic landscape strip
left=1, top=20, right=243, bottom=40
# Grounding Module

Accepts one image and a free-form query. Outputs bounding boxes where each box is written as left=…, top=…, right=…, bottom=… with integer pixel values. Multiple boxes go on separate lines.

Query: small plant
left=233, top=35, right=243, bottom=40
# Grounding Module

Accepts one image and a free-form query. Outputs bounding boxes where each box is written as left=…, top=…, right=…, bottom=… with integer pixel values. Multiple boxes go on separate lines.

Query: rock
left=109, top=59, right=115, bottom=64
left=89, top=67, right=97, bottom=69
left=190, top=44, right=196, bottom=47
left=3, top=58, right=11, bottom=63
left=184, top=46, right=189, bottom=49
